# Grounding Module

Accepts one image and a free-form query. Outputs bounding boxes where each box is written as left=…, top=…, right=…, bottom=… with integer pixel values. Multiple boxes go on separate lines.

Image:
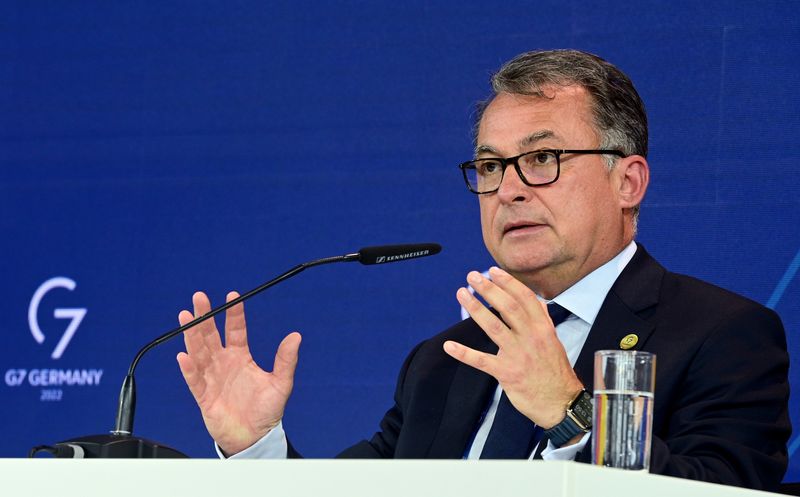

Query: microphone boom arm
left=113, top=251, right=359, bottom=435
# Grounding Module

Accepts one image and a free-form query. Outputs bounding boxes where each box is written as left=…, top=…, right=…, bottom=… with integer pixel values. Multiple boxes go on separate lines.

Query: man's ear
left=616, top=155, right=649, bottom=209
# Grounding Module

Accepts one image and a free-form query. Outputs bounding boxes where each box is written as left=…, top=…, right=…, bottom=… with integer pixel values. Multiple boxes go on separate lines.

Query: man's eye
left=477, top=161, right=502, bottom=175
left=532, top=152, right=555, bottom=165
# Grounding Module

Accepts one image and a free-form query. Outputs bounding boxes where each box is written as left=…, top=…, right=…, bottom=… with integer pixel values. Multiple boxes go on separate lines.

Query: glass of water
left=592, top=350, right=656, bottom=470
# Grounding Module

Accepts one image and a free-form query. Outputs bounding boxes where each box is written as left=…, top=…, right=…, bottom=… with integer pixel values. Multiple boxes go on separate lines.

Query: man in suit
left=176, top=49, right=790, bottom=490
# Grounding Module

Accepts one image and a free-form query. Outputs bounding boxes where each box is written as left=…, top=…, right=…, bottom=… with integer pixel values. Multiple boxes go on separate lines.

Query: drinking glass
left=592, top=350, right=656, bottom=470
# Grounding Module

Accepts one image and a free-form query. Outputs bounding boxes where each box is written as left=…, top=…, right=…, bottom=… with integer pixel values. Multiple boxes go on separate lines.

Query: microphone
left=38, top=243, right=441, bottom=458
left=356, top=243, right=441, bottom=265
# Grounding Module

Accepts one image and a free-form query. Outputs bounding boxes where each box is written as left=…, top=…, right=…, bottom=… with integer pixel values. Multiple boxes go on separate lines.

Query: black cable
left=28, top=445, right=58, bottom=457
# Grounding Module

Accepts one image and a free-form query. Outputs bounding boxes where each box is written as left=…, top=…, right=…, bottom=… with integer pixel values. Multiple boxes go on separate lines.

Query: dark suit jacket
left=317, top=246, right=790, bottom=491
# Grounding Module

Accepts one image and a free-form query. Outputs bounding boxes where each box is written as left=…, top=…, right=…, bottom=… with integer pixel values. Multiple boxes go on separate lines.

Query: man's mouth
left=502, top=221, right=546, bottom=235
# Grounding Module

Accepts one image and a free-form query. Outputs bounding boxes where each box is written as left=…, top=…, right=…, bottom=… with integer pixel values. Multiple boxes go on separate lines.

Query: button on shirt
left=220, top=242, right=639, bottom=459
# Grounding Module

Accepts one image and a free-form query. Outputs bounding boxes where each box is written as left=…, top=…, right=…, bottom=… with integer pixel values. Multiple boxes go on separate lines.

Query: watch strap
left=544, top=414, right=584, bottom=447
left=543, top=390, right=592, bottom=447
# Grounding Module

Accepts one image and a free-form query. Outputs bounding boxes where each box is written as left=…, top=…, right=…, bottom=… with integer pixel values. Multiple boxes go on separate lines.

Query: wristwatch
left=544, top=389, right=593, bottom=447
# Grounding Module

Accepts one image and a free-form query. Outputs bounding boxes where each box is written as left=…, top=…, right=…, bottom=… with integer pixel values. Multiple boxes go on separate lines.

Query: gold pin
left=619, top=334, right=639, bottom=350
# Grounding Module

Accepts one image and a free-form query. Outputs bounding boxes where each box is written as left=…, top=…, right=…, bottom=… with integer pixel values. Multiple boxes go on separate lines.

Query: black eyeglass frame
left=458, top=149, right=627, bottom=194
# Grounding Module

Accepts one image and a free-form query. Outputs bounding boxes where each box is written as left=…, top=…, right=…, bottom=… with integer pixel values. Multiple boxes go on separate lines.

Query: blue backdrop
left=1, top=0, right=797, bottom=483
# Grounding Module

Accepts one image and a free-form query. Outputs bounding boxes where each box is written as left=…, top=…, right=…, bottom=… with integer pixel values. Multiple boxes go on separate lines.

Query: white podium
left=0, top=459, right=782, bottom=497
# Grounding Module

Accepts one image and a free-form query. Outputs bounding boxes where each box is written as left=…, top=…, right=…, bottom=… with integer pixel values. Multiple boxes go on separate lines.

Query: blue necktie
left=479, top=302, right=571, bottom=459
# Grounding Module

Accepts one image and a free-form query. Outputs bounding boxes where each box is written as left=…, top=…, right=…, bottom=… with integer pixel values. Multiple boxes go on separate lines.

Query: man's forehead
left=474, top=130, right=557, bottom=156
left=475, top=87, right=595, bottom=154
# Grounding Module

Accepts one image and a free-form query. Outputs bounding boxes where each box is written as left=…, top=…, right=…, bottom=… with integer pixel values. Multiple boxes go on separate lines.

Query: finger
left=487, top=266, right=548, bottom=321
left=443, top=340, right=499, bottom=377
left=534, top=298, right=554, bottom=325
left=176, top=352, right=207, bottom=402
left=178, top=309, right=194, bottom=327
left=180, top=307, right=210, bottom=361
left=192, top=291, right=223, bottom=352
left=224, top=291, right=248, bottom=349
left=272, top=332, right=302, bottom=386
left=467, top=270, right=545, bottom=334
left=456, top=286, right=514, bottom=350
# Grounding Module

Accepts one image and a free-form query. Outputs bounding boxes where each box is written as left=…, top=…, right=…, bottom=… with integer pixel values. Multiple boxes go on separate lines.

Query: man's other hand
left=176, top=291, right=301, bottom=456
left=444, top=266, right=582, bottom=429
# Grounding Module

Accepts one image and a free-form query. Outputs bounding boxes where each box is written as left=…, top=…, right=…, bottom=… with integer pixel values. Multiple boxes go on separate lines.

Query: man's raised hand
left=176, top=291, right=301, bottom=456
left=444, top=266, right=583, bottom=429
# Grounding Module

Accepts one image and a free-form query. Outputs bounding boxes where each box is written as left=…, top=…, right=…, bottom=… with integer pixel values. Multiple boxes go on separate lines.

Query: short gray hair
left=476, top=49, right=648, bottom=223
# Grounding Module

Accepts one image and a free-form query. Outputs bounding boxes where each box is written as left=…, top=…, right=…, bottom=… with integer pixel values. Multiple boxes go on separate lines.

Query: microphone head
left=357, top=243, right=442, bottom=265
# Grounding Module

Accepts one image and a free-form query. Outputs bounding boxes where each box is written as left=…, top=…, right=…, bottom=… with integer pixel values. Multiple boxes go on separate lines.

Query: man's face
left=476, top=86, right=628, bottom=295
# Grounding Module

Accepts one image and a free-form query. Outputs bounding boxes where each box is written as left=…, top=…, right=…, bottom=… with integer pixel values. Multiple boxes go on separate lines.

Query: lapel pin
left=619, top=334, right=639, bottom=350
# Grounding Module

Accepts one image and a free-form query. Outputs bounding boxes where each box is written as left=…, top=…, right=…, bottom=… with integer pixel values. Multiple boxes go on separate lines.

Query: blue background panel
left=1, top=0, right=798, bottom=482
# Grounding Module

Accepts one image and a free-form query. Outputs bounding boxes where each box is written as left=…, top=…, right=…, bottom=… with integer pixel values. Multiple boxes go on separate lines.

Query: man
left=176, top=50, right=790, bottom=490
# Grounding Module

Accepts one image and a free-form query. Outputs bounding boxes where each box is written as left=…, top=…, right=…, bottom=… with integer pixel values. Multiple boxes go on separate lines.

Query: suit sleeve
left=335, top=342, right=425, bottom=458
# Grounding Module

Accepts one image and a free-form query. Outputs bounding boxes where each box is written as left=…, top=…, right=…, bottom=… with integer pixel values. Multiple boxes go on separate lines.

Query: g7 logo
left=28, top=277, right=87, bottom=360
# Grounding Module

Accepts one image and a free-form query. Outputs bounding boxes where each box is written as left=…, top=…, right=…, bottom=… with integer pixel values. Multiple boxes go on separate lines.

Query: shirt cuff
left=214, top=421, right=288, bottom=459
left=540, top=431, right=591, bottom=461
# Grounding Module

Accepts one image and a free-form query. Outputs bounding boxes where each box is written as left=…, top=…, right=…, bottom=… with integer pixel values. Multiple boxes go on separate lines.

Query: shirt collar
left=545, top=241, right=638, bottom=326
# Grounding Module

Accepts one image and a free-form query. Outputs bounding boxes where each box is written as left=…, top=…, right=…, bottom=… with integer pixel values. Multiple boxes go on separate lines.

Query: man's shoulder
left=621, top=249, right=785, bottom=347
left=661, top=264, right=774, bottom=315
left=622, top=245, right=777, bottom=318
left=662, top=269, right=768, bottom=310
left=607, top=246, right=785, bottom=354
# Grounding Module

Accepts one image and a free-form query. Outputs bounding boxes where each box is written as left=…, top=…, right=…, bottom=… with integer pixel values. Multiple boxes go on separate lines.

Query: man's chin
left=497, top=258, right=553, bottom=279
left=494, top=248, right=567, bottom=280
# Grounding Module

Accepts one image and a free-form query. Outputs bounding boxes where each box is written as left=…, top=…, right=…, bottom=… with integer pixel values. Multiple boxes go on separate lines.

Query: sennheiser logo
left=375, top=250, right=430, bottom=264
left=5, top=277, right=103, bottom=402
left=28, top=277, right=86, bottom=359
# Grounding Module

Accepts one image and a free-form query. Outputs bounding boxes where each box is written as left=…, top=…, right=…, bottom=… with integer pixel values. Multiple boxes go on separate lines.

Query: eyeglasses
left=458, top=149, right=626, bottom=194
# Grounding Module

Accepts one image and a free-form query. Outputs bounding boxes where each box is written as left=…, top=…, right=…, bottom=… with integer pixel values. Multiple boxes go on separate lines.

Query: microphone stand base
left=54, top=434, right=188, bottom=458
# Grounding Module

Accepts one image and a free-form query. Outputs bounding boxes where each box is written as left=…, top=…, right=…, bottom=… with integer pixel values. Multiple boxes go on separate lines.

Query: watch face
left=571, top=391, right=593, bottom=427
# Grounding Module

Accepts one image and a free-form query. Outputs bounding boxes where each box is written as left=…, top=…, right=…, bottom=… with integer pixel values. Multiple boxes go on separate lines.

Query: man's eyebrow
left=518, top=130, right=555, bottom=149
left=474, top=144, right=500, bottom=156
left=474, top=130, right=557, bottom=157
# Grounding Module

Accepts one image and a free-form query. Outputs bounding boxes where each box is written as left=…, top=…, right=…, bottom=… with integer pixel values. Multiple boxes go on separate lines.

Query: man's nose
left=496, top=165, right=531, bottom=203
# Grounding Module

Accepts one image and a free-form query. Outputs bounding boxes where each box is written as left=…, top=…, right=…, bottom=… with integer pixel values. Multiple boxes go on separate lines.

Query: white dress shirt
left=220, top=241, right=638, bottom=459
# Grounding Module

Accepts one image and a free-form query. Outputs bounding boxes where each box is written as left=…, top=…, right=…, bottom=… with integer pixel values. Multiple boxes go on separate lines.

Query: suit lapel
left=573, top=246, right=663, bottom=391
left=573, top=291, right=655, bottom=390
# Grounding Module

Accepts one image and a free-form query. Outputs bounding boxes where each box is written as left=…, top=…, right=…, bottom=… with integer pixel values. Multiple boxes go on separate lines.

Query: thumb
left=272, top=332, right=302, bottom=386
